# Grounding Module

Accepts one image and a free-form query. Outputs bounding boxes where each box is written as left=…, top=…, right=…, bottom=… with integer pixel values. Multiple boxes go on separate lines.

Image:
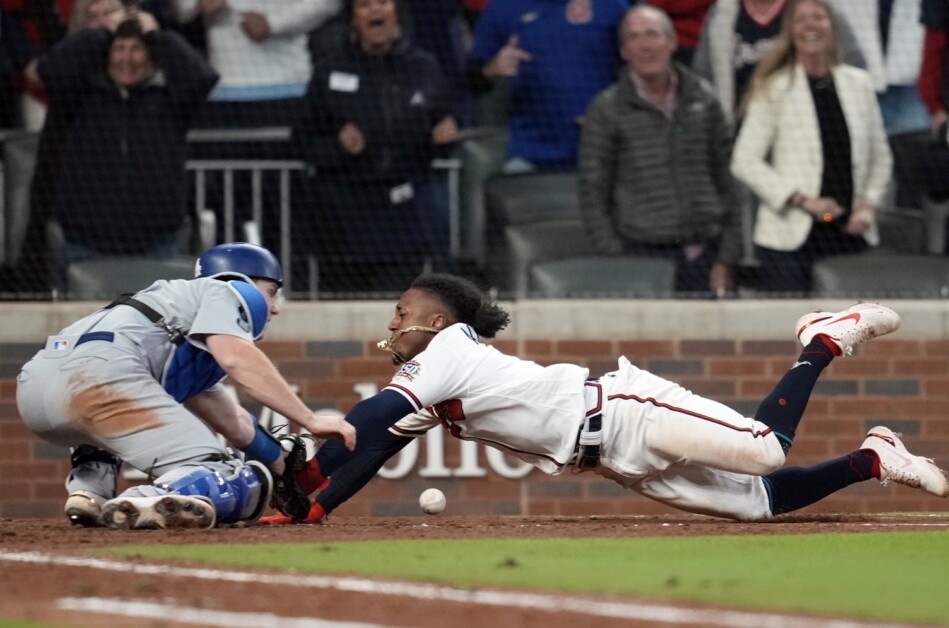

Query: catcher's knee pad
left=166, top=462, right=272, bottom=524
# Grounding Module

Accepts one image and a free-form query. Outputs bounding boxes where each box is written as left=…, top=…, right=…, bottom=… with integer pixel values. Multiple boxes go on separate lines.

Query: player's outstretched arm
left=206, top=334, right=355, bottom=450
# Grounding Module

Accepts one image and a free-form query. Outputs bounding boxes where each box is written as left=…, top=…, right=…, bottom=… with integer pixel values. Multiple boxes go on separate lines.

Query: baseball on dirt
left=419, top=488, right=446, bottom=515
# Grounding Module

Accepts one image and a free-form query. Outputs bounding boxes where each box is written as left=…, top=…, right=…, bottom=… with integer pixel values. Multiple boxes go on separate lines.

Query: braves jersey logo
left=431, top=399, right=466, bottom=437
left=394, top=360, right=421, bottom=381
left=236, top=305, right=251, bottom=333
left=565, top=0, right=592, bottom=24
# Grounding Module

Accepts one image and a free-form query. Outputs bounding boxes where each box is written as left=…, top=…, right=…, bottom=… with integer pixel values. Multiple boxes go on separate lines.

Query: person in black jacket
left=37, top=10, right=218, bottom=291
left=294, top=0, right=458, bottom=296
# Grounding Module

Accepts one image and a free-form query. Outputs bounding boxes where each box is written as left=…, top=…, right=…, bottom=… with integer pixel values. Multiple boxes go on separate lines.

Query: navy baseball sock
left=755, top=338, right=835, bottom=453
left=761, top=450, right=877, bottom=515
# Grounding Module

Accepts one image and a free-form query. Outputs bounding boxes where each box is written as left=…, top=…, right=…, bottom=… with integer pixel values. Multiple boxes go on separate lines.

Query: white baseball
left=419, top=488, right=446, bottom=515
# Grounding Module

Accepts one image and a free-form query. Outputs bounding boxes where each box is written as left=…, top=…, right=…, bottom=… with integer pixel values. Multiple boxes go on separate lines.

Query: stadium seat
left=484, top=171, right=580, bottom=293
left=530, top=256, right=677, bottom=298
left=505, top=219, right=587, bottom=298
left=458, top=127, right=509, bottom=267
left=66, top=257, right=196, bottom=300
left=1, top=131, right=39, bottom=268
left=811, top=252, right=949, bottom=298
left=485, top=171, right=579, bottom=226
left=876, top=208, right=925, bottom=254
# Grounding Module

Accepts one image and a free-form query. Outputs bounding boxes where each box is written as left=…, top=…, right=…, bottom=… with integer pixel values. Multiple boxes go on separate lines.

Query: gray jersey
left=16, top=277, right=267, bottom=485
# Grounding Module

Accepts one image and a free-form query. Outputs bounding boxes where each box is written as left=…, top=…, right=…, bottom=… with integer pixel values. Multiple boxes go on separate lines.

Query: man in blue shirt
left=469, top=0, right=628, bottom=172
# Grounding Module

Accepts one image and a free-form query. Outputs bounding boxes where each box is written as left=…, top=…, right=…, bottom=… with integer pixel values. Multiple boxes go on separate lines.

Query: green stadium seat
left=530, top=256, right=677, bottom=298
left=811, top=252, right=949, bottom=298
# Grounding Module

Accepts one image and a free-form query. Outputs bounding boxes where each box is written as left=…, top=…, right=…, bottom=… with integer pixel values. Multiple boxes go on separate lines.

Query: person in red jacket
left=644, top=0, right=714, bottom=65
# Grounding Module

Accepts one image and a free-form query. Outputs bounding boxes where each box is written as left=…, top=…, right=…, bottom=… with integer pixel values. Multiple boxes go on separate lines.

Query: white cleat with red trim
left=860, top=426, right=949, bottom=498
left=795, top=302, right=901, bottom=356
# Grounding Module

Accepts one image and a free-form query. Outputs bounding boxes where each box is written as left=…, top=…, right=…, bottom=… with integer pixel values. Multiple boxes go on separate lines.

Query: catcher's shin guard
left=165, top=462, right=272, bottom=524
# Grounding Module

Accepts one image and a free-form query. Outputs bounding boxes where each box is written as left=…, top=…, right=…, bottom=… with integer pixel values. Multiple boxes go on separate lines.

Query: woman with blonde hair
left=731, top=0, right=892, bottom=294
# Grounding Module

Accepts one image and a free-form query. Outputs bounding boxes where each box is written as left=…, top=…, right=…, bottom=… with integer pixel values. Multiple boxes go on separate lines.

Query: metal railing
left=185, top=126, right=462, bottom=295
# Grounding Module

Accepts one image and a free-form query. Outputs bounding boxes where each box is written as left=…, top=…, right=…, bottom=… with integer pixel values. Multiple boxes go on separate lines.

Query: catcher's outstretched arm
left=314, top=390, right=416, bottom=515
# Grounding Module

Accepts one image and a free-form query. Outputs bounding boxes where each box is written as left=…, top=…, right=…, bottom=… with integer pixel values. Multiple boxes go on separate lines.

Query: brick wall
left=2, top=334, right=948, bottom=520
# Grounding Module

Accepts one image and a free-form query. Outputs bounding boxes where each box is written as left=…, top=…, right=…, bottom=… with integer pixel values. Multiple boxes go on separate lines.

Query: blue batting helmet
left=195, top=242, right=284, bottom=287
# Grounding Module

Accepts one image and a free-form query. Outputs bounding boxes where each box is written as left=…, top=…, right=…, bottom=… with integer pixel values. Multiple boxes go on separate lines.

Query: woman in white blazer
left=731, top=0, right=893, bottom=294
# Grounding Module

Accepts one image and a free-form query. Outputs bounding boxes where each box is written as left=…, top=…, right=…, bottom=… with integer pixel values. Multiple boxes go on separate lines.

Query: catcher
left=264, top=273, right=948, bottom=525
left=16, top=242, right=354, bottom=530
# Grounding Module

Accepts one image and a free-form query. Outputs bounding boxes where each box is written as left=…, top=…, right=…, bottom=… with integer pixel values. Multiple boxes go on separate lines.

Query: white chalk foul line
left=0, top=550, right=907, bottom=628
left=57, top=597, right=387, bottom=628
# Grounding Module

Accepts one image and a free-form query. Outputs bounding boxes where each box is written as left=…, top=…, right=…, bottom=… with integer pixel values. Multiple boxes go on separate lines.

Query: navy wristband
left=240, top=421, right=282, bottom=465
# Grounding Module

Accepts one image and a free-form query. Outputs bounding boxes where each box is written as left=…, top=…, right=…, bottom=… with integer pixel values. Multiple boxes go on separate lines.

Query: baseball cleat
left=101, top=494, right=216, bottom=530
left=64, top=491, right=105, bottom=527
left=860, top=426, right=949, bottom=498
left=796, top=302, right=900, bottom=356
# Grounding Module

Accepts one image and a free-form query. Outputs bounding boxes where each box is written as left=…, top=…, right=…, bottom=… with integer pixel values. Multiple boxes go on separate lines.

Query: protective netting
left=0, top=0, right=945, bottom=301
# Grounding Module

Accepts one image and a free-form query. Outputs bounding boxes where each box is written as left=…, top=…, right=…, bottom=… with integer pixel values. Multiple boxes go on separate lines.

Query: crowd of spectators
left=0, top=0, right=943, bottom=298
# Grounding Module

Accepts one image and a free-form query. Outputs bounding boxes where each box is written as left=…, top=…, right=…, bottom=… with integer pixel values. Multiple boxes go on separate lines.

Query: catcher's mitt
left=271, top=433, right=317, bottom=520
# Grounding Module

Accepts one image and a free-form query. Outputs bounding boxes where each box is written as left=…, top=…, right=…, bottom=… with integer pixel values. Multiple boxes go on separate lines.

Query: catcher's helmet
left=195, top=242, right=284, bottom=287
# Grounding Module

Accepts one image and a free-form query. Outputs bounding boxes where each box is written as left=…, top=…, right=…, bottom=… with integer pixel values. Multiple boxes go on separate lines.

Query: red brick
left=464, top=479, right=521, bottom=499
left=0, top=482, right=29, bottom=499
left=708, top=358, right=767, bottom=376
left=0, top=462, right=63, bottom=480
left=306, top=380, right=372, bottom=398
left=338, top=358, right=400, bottom=377
left=923, top=379, right=949, bottom=396
left=925, top=340, right=949, bottom=356
left=804, top=418, right=863, bottom=435
left=738, top=378, right=778, bottom=397
left=678, top=379, right=736, bottom=397
left=785, top=437, right=831, bottom=457
left=830, top=398, right=895, bottom=416
left=899, top=398, right=949, bottom=416
left=556, top=340, right=613, bottom=356
left=0, top=423, right=33, bottom=439
left=0, top=380, right=16, bottom=399
left=490, top=339, right=518, bottom=355
left=831, top=359, right=891, bottom=377
left=258, top=341, right=303, bottom=360
left=861, top=339, right=922, bottom=357
left=681, top=340, right=736, bottom=356
left=524, top=339, right=553, bottom=355
left=894, top=358, right=949, bottom=376
left=33, top=481, right=68, bottom=499
left=616, top=340, right=675, bottom=358
left=0, top=441, right=29, bottom=460
left=526, top=500, right=559, bottom=515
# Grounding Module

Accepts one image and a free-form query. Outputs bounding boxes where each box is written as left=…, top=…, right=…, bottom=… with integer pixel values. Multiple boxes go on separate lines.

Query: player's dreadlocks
left=411, top=274, right=510, bottom=338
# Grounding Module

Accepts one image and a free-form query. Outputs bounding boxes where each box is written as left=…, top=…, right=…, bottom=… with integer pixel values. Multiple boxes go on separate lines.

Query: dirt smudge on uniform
left=67, top=373, right=163, bottom=435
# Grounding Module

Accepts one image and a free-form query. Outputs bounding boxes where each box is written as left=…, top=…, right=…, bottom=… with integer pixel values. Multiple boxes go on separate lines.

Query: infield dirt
left=1, top=513, right=946, bottom=627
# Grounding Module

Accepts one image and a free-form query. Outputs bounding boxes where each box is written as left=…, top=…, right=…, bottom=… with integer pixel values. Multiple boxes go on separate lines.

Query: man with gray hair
left=578, top=4, right=741, bottom=295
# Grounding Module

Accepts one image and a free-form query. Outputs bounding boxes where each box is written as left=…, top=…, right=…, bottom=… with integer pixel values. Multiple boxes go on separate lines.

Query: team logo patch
left=236, top=305, right=251, bottom=333
left=394, top=360, right=421, bottom=381
left=52, top=339, right=69, bottom=350
left=521, top=11, right=538, bottom=23
left=565, top=0, right=592, bottom=24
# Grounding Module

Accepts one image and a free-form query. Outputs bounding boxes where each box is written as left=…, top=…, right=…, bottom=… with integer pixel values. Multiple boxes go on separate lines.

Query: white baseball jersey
left=384, top=324, right=779, bottom=520
left=386, top=323, right=590, bottom=474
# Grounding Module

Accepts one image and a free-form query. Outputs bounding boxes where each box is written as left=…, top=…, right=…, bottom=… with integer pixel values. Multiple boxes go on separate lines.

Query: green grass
left=106, top=531, right=949, bottom=625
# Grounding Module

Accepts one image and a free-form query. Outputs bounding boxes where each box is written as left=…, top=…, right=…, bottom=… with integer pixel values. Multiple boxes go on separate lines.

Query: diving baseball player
left=16, top=242, right=355, bottom=530
left=264, top=274, right=948, bottom=524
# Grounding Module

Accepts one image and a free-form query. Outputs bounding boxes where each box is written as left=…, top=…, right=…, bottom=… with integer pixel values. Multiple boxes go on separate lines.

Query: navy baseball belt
left=574, top=381, right=604, bottom=472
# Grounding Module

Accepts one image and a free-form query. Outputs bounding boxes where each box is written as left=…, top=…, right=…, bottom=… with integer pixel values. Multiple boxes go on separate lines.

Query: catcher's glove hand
left=271, top=433, right=318, bottom=520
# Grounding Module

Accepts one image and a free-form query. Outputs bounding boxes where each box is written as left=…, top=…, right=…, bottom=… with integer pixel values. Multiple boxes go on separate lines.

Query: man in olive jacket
left=578, top=4, right=740, bottom=294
